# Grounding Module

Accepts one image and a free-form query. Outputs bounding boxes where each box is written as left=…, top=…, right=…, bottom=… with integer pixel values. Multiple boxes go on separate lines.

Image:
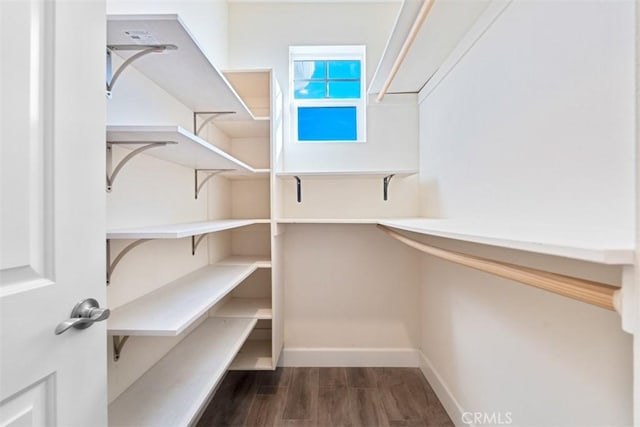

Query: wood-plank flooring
left=197, top=368, right=454, bottom=427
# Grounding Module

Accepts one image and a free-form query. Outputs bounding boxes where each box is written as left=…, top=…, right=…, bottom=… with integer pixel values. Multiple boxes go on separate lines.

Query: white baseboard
left=418, top=350, right=471, bottom=427
left=279, top=347, right=420, bottom=367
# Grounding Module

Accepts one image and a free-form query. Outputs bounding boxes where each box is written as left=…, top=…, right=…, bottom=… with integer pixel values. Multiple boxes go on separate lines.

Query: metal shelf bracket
left=295, top=176, right=302, bottom=203
left=193, top=111, right=236, bottom=136
left=383, top=174, right=395, bottom=201
left=106, top=44, right=177, bottom=97
left=106, top=239, right=151, bottom=284
left=194, top=169, right=232, bottom=199
left=106, top=141, right=175, bottom=192
left=191, top=234, right=208, bottom=256
left=113, top=335, right=130, bottom=362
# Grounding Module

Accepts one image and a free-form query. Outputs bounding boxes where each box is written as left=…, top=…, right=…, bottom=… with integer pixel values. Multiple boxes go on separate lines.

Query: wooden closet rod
left=377, top=225, right=620, bottom=311
left=376, top=0, right=436, bottom=102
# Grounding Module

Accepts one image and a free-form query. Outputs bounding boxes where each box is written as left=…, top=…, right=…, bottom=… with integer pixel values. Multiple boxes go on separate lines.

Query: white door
left=0, top=1, right=107, bottom=426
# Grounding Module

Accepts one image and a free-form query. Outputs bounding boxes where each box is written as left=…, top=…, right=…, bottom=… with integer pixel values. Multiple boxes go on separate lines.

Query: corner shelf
left=108, top=317, right=257, bottom=427
left=379, top=218, right=635, bottom=265
left=229, top=339, right=273, bottom=371
left=106, top=125, right=268, bottom=178
left=107, top=14, right=254, bottom=119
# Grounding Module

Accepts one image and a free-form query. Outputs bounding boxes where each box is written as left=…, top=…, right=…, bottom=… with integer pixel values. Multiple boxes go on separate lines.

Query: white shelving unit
left=107, top=125, right=269, bottom=177
left=108, top=317, right=257, bottom=427
left=379, top=218, right=635, bottom=265
left=106, top=14, right=283, bottom=427
left=107, top=219, right=269, bottom=240
left=108, top=262, right=263, bottom=336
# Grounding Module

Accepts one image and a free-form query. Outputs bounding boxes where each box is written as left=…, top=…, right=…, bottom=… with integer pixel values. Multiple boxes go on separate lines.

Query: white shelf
left=277, top=170, right=417, bottom=179
left=278, top=218, right=380, bottom=224
left=379, top=218, right=635, bottom=265
left=107, top=14, right=255, bottom=119
left=108, top=263, right=261, bottom=336
left=368, top=0, right=490, bottom=95
left=229, top=339, right=273, bottom=371
left=107, top=125, right=267, bottom=176
left=218, top=255, right=272, bottom=269
left=108, top=317, right=257, bottom=427
left=214, top=298, right=272, bottom=319
left=107, top=219, right=269, bottom=240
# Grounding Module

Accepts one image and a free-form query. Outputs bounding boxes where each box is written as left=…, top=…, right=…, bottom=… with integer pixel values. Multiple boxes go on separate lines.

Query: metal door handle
left=55, top=298, right=110, bottom=335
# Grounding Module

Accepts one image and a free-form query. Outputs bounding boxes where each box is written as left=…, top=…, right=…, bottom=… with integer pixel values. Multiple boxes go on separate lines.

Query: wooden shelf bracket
left=106, top=239, right=152, bottom=284
left=112, top=335, right=130, bottom=362
left=378, top=224, right=621, bottom=312
left=193, top=111, right=237, bottom=136
left=106, top=44, right=177, bottom=96
left=106, top=141, right=176, bottom=192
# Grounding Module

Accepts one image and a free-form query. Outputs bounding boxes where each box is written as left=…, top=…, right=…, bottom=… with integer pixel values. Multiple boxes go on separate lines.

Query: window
left=289, top=45, right=366, bottom=143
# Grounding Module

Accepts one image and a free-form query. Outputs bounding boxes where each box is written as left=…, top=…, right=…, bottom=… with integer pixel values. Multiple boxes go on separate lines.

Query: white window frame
left=289, top=45, right=366, bottom=143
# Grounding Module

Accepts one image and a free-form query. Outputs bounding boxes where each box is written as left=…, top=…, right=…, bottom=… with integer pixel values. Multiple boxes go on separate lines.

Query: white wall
left=106, top=0, right=228, bottom=68
left=228, top=2, right=418, bottom=173
left=283, top=224, right=421, bottom=350
left=417, top=0, right=635, bottom=425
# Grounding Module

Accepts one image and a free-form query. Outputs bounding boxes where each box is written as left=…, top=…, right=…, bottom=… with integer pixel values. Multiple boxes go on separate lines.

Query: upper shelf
left=107, top=125, right=268, bottom=176
left=107, top=219, right=269, bottom=240
left=277, top=170, right=417, bottom=179
left=369, top=0, right=490, bottom=96
left=379, top=218, right=635, bottom=265
left=107, top=14, right=255, bottom=120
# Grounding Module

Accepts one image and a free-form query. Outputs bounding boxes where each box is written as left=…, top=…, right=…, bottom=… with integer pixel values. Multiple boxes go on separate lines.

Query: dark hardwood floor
left=197, top=368, right=454, bottom=427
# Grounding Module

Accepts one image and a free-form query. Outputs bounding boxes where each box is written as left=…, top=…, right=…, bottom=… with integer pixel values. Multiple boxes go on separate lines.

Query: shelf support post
left=191, top=234, right=208, bottom=256
left=295, top=176, right=302, bottom=203
left=106, top=239, right=152, bottom=284
left=193, top=111, right=237, bottom=136
left=106, top=44, right=177, bottom=96
left=113, top=335, right=130, bottom=362
left=106, top=141, right=176, bottom=192
left=383, top=174, right=395, bottom=201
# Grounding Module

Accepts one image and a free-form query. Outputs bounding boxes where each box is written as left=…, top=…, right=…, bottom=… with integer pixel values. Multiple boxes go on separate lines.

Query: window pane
left=328, top=81, right=360, bottom=99
left=294, top=60, right=326, bottom=80
left=298, top=107, right=357, bottom=141
left=294, top=81, right=326, bottom=99
left=327, top=60, right=360, bottom=79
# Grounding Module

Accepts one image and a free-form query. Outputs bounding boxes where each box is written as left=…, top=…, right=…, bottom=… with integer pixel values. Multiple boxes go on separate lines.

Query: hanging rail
left=376, top=0, right=436, bottom=102
left=377, top=225, right=620, bottom=311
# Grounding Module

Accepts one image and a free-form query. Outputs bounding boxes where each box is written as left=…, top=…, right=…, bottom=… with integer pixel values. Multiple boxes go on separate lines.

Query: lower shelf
left=108, top=317, right=257, bottom=427
left=229, top=339, right=272, bottom=370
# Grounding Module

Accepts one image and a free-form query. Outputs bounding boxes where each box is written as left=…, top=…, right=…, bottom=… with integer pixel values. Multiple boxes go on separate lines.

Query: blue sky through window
left=298, top=107, right=357, bottom=141
left=294, top=60, right=361, bottom=99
